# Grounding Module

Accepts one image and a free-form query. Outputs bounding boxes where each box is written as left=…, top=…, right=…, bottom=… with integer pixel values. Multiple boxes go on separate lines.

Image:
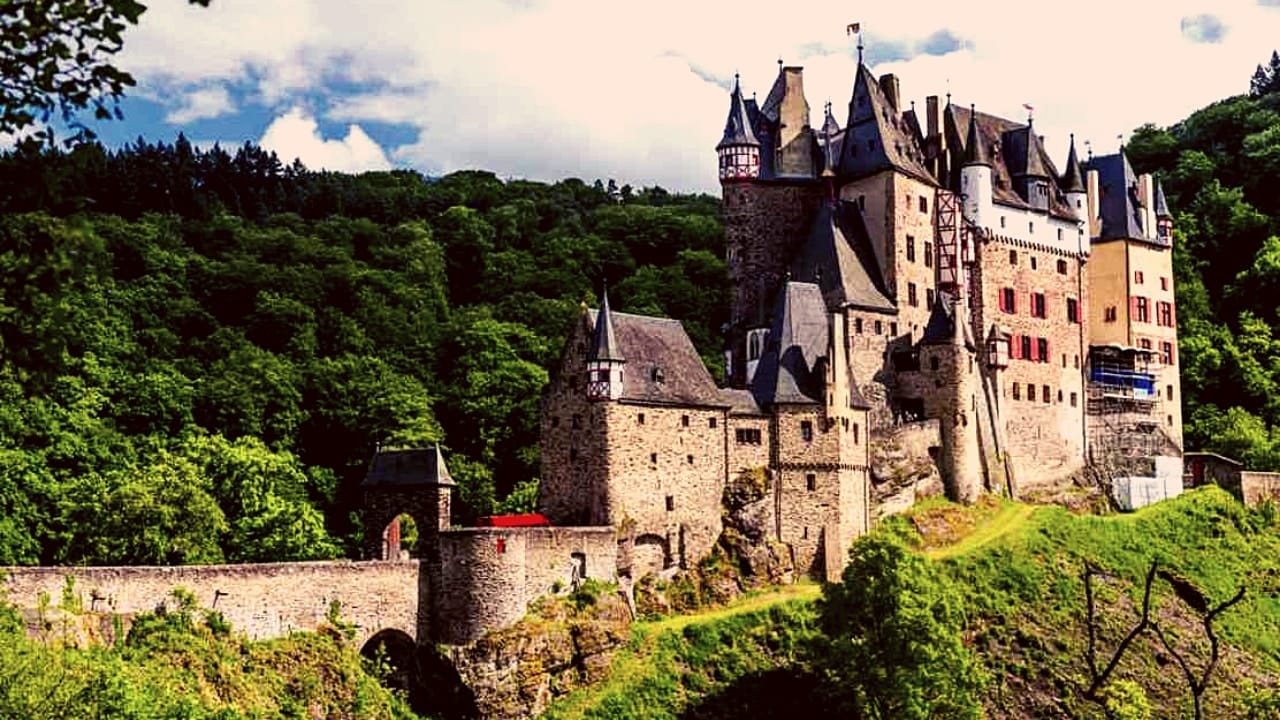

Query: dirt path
left=925, top=502, right=1040, bottom=560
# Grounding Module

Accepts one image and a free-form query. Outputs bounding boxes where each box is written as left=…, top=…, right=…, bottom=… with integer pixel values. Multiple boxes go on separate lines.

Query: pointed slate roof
left=919, top=291, right=975, bottom=349
left=752, top=282, right=829, bottom=406
left=583, top=309, right=724, bottom=407
left=1154, top=178, right=1171, bottom=218
left=717, top=75, right=759, bottom=150
left=1060, top=134, right=1086, bottom=193
left=821, top=102, right=841, bottom=137
left=363, top=445, right=455, bottom=487
left=792, top=200, right=895, bottom=313
left=589, top=289, right=624, bottom=362
left=837, top=64, right=935, bottom=184
left=961, top=105, right=991, bottom=167
left=1004, top=123, right=1051, bottom=179
left=1083, top=150, right=1145, bottom=240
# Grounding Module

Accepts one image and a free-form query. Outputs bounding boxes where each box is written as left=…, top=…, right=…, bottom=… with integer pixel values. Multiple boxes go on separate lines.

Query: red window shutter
left=1130, top=296, right=1139, bottom=321
left=1171, top=303, right=1176, bottom=327
left=1046, top=338, right=1051, bottom=362
left=1010, top=336, right=1020, bottom=359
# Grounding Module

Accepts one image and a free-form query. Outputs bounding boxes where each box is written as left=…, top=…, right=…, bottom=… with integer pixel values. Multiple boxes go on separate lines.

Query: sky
left=76, top=0, right=1280, bottom=193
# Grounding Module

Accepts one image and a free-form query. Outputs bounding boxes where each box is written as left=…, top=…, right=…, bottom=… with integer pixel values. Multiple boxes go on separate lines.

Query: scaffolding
left=1086, top=345, right=1179, bottom=472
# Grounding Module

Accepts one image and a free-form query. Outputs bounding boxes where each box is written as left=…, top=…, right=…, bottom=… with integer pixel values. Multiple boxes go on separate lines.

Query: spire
left=1154, top=177, right=1171, bottom=219
left=1059, top=133, right=1086, bottom=193
left=717, top=74, right=759, bottom=150
left=961, top=105, right=991, bottom=167
left=822, top=100, right=841, bottom=137
left=590, top=287, right=624, bottom=362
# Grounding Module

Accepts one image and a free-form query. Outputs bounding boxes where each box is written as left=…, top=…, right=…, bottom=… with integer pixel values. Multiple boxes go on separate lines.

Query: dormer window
left=651, top=367, right=665, bottom=383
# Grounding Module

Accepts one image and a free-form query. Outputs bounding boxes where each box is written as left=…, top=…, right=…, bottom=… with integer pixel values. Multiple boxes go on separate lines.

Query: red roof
left=475, top=513, right=551, bottom=528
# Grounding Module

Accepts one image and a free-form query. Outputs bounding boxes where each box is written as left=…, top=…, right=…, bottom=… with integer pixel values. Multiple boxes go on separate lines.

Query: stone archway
left=362, top=629, right=479, bottom=720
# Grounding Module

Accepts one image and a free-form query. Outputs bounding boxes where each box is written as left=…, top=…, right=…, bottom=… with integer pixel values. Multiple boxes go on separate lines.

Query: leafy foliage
left=0, top=0, right=211, bottom=145
left=0, top=139, right=728, bottom=564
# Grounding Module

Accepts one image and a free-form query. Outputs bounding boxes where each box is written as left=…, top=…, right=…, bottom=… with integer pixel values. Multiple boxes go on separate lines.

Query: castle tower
left=920, top=289, right=983, bottom=504
left=585, top=288, right=624, bottom=401
left=720, top=68, right=825, bottom=388
left=1011, top=120, right=1052, bottom=212
left=960, top=105, right=993, bottom=226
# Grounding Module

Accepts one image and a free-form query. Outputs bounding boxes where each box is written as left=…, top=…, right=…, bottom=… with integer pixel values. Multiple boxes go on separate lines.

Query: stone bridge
left=1, top=560, right=424, bottom=650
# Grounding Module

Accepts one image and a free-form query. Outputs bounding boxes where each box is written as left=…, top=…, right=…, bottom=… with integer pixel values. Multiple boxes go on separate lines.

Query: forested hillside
left=1127, top=56, right=1280, bottom=470
left=0, top=138, right=728, bottom=565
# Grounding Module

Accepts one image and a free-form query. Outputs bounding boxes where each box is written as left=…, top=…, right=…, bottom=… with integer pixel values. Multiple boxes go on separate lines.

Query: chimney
left=926, top=95, right=940, bottom=138
left=878, top=73, right=900, bottom=111
left=1086, top=169, right=1100, bottom=238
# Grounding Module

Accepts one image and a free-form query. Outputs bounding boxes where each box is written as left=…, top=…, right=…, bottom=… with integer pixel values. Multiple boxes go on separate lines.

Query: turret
left=717, top=74, right=761, bottom=182
left=960, top=106, right=993, bottom=227
left=585, top=289, right=625, bottom=401
left=1154, top=178, right=1173, bottom=245
left=1060, top=134, right=1088, bottom=221
left=919, top=285, right=982, bottom=505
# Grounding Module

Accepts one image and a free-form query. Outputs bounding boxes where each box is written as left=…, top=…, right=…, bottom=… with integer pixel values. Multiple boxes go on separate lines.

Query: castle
left=539, top=55, right=1184, bottom=580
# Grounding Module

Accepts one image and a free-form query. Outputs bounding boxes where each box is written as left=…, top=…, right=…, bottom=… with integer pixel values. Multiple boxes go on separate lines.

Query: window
left=1000, top=287, right=1017, bottom=313
left=800, top=420, right=814, bottom=442
left=1030, top=256, right=1038, bottom=270
left=637, top=413, right=645, bottom=425
left=806, top=474, right=816, bottom=492
left=1062, top=354, right=1068, bottom=368
left=1161, top=276, right=1169, bottom=291
left=1037, top=338, right=1049, bottom=363
left=919, top=196, right=928, bottom=213
left=890, top=322, right=898, bottom=336
left=1057, top=259, right=1068, bottom=274
left=906, top=235, right=916, bottom=262
left=1135, top=296, right=1150, bottom=323
left=1009, top=249, right=1018, bottom=265
left=924, top=241, right=934, bottom=267
left=930, top=356, right=940, bottom=371
left=681, top=414, right=689, bottom=427
left=650, top=452, right=657, bottom=464
left=1057, top=228, right=1063, bottom=242
left=855, top=317, right=863, bottom=334
left=1031, top=292, right=1047, bottom=318
left=735, top=428, right=762, bottom=445
left=1043, top=385, right=1051, bottom=404
left=1157, top=301, right=1173, bottom=327
left=858, top=195, right=866, bottom=210
left=1167, top=385, right=1174, bottom=401
left=1074, top=354, right=1080, bottom=369
left=1028, top=383, right=1036, bottom=401
left=1020, top=335, right=1032, bottom=360
left=665, top=495, right=674, bottom=511
left=1067, top=297, right=1080, bottom=323
left=926, top=288, right=936, bottom=308
left=1070, top=392, right=1078, bottom=407
left=1013, top=383, right=1021, bottom=400
left=875, top=320, right=883, bottom=335
left=687, top=454, right=694, bottom=464
left=1134, top=270, right=1144, bottom=284
left=908, top=282, right=918, bottom=307
left=709, top=417, right=717, bottom=429
left=852, top=423, right=860, bottom=443
left=496, top=537, right=506, bottom=554
left=1029, top=221, right=1035, bottom=234
left=1000, top=215, right=1007, bottom=228
left=1105, top=306, right=1117, bottom=322
left=1161, top=342, right=1175, bottom=365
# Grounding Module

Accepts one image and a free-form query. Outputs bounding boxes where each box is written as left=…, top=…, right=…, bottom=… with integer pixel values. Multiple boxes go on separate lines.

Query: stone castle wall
left=723, top=181, right=824, bottom=384
left=433, top=526, right=617, bottom=646
left=1, top=561, right=421, bottom=648
left=601, top=402, right=727, bottom=569
left=1240, top=471, right=1280, bottom=508
left=972, top=234, right=1088, bottom=488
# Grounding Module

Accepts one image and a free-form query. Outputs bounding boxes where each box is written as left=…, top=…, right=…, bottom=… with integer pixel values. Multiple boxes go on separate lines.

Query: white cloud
left=165, top=86, right=235, bottom=124
left=116, top=0, right=1280, bottom=191
left=258, top=108, right=391, bottom=172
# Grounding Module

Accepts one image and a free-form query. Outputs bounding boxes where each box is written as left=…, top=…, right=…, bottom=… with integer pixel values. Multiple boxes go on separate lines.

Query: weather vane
left=847, top=22, right=863, bottom=64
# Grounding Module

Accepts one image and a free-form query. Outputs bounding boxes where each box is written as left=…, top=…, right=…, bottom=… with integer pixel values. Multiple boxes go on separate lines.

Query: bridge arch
left=362, top=628, right=479, bottom=720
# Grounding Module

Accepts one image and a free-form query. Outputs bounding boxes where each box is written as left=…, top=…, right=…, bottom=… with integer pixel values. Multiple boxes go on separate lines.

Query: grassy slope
left=538, top=487, right=1280, bottom=719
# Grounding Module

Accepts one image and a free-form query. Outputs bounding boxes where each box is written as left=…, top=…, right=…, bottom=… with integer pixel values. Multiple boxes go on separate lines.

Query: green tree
left=819, top=534, right=985, bottom=720
left=0, top=0, right=211, bottom=144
